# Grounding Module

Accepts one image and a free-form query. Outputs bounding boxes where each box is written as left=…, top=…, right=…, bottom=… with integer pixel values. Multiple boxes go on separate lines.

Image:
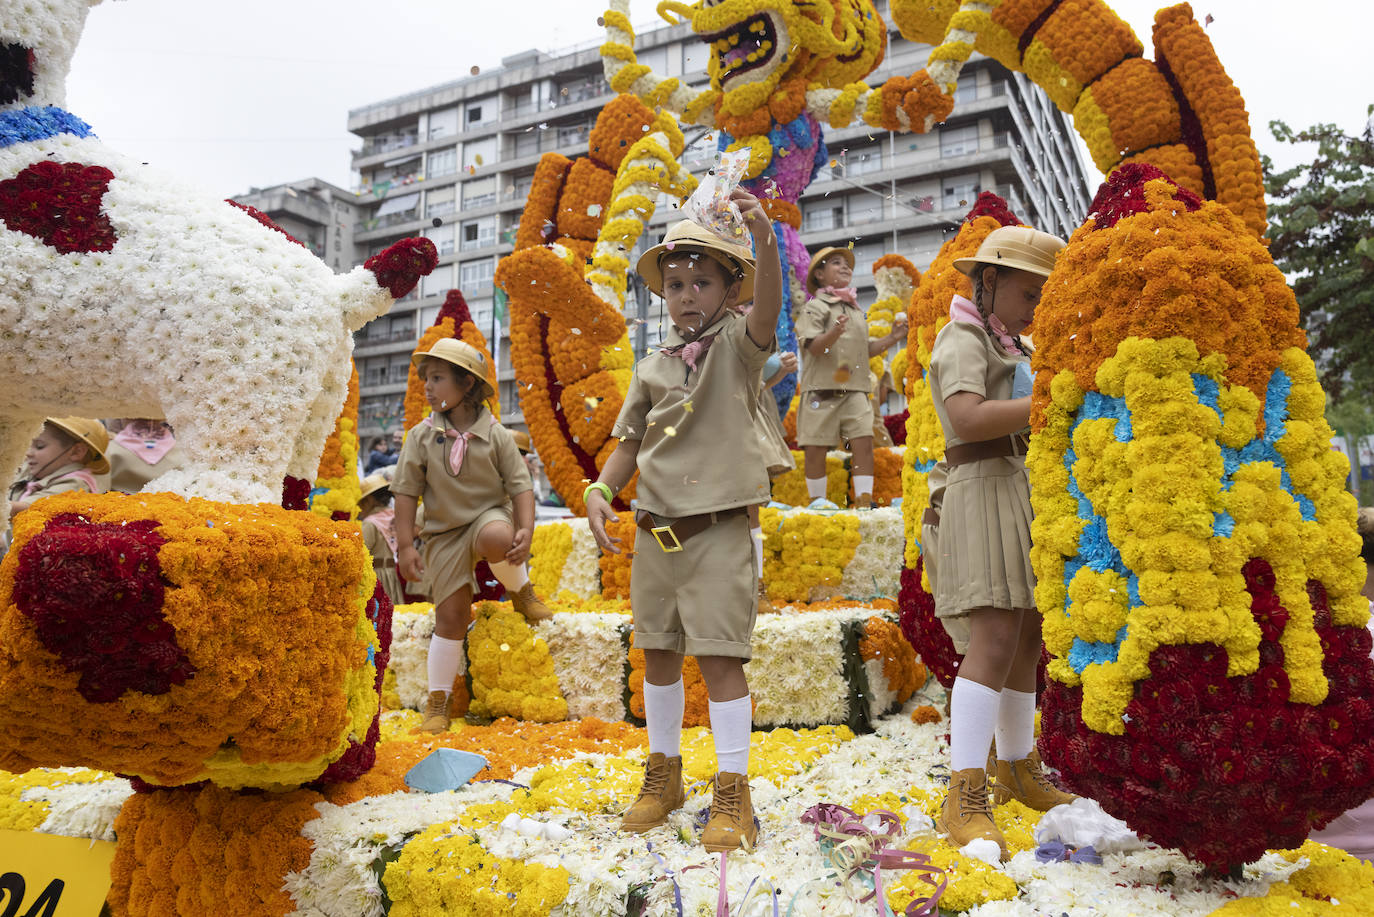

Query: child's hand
left=398, top=545, right=424, bottom=584
left=893, top=311, right=908, bottom=327
left=586, top=493, right=623, bottom=555
left=834, top=312, right=850, bottom=330
left=730, top=189, right=774, bottom=242
left=779, top=351, right=798, bottom=374
left=506, top=528, right=532, bottom=565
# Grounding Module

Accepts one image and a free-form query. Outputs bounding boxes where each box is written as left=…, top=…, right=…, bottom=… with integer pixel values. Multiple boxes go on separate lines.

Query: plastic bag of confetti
left=682, top=148, right=753, bottom=246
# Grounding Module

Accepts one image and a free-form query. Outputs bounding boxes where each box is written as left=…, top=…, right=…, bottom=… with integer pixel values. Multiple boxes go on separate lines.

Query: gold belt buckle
left=650, top=524, right=683, bottom=553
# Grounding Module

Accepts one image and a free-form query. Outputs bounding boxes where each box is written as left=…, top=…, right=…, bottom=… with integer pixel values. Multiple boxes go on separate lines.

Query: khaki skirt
left=422, top=505, right=511, bottom=605
left=933, top=456, right=1035, bottom=615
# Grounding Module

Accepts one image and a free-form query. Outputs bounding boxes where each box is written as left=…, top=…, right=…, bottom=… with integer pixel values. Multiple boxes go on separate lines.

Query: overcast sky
left=65, top=0, right=1371, bottom=202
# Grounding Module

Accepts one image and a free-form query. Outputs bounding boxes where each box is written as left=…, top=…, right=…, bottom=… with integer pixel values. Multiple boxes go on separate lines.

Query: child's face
left=25, top=429, right=83, bottom=476
left=986, top=267, right=1047, bottom=335
left=421, top=359, right=473, bottom=413
left=814, top=253, right=852, bottom=291
left=661, top=252, right=739, bottom=336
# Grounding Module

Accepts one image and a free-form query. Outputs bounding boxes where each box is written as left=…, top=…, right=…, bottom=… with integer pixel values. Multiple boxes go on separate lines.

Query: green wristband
left=583, top=481, right=614, bottom=505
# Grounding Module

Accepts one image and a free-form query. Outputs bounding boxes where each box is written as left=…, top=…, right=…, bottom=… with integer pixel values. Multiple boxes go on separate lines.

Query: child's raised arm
left=734, top=189, right=781, bottom=348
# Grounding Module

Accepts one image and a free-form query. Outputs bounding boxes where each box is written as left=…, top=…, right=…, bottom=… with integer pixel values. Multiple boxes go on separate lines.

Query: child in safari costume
left=586, top=193, right=780, bottom=852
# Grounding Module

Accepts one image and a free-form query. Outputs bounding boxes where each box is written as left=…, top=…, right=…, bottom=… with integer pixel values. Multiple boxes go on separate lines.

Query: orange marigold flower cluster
left=310, top=364, right=362, bottom=523
left=403, top=290, right=501, bottom=432
left=629, top=644, right=715, bottom=727
left=108, top=783, right=320, bottom=917
left=860, top=616, right=926, bottom=705
left=0, top=492, right=378, bottom=789
left=910, top=705, right=942, bottom=725
left=1021, top=0, right=1142, bottom=113
left=1031, top=176, right=1303, bottom=430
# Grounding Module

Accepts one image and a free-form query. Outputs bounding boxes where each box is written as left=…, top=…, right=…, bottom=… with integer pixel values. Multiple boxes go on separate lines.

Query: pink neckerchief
left=23, top=467, right=99, bottom=498
left=366, top=506, right=398, bottom=556
left=660, top=331, right=718, bottom=372
left=421, top=410, right=495, bottom=476
left=819, top=286, right=859, bottom=307
left=949, top=294, right=1018, bottom=353
left=114, top=421, right=176, bottom=465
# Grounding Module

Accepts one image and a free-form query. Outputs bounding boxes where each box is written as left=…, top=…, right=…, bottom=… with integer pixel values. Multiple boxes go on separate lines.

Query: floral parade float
left=3, top=3, right=1374, bottom=917
left=1029, top=163, right=1374, bottom=873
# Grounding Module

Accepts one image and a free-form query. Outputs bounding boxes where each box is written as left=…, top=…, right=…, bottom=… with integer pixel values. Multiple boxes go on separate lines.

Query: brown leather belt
left=944, top=433, right=1029, bottom=467
left=376, top=558, right=396, bottom=568
left=636, top=506, right=749, bottom=553
left=921, top=508, right=940, bottom=527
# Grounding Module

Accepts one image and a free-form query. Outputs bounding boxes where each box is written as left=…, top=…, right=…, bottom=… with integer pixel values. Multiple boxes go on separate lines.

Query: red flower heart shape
left=0, top=160, right=119, bottom=253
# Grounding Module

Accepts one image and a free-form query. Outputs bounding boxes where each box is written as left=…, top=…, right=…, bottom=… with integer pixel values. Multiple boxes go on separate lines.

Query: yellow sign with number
left=0, top=830, right=115, bottom=917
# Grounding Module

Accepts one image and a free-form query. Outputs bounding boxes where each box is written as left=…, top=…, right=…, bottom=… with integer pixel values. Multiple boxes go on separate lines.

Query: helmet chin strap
left=680, top=296, right=729, bottom=343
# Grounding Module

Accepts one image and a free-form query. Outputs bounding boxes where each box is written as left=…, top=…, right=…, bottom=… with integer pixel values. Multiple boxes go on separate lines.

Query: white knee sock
left=949, top=677, right=1002, bottom=771
left=996, top=688, right=1037, bottom=762
left=427, top=635, right=466, bottom=694
left=853, top=474, right=874, bottom=500
left=708, top=695, right=753, bottom=776
left=751, top=526, right=764, bottom=579
left=806, top=476, right=828, bottom=500
left=644, top=679, right=685, bottom=757
left=488, top=559, right=529, bottom=591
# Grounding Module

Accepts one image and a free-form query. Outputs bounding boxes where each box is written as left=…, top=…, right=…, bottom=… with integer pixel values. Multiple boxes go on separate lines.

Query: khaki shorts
left=797, top=390, right=872, bottom=448
left=630, top=513, right=758, bottom=659
left=422, top=505, right=511, bottom=605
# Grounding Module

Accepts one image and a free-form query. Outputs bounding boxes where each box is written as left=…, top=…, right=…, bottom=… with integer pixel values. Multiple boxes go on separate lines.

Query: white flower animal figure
left=0, top=0, right=436, bottom=506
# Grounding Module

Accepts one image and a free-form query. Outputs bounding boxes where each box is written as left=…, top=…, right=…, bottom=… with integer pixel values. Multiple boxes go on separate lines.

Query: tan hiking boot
left=756, top=583, right=776, bottom=614
left=621, top=753, right=685, bottom=832
left=701, top=771, right=757, bottom=852
left=993, top=750, right=1077, bottom=811
left=418, top=691, right=451, bottom=734
left=937, top=767, right=1006, bottom=858
left=510, top=582, right=553, bottom=622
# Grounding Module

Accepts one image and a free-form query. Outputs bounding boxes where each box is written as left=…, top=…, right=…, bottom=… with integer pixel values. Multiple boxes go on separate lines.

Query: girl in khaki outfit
left=928, top=226, right=1075, bottom=858
left=586, top=191, right=781, bottom=852
left=357, top=473, right=403, bottom=607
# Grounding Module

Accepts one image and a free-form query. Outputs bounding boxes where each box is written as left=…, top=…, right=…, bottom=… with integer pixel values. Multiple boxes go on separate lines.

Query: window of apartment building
left=462, top=175, right=497, bottom=209
left=428, top=107, right=460, bottom=141
left=360, top=357, right=388, bottom=387
left=468, top=296, right=494, bottom=334
left=844, top=146, right=883, bottom=176
left=460, top=217, right=496, bottom=251
left=803, top=201, right=844, bottom=233
left=460, top=257, right=495, bottom=291
left=360, top=395, right=403, bottom=423
left=421, top=263, right=454, bottom=299
left=940, top=124, right=979, bottom=158
left=424, top=185, right=455, bottom=219
left=847, top=195, right=883, bottom=225
left=682, top=41, right=708, bottom=74
left=954, top=78, right=978, bottom=105
left=557, top=120, right=593, bottom=149
left=942, top=173, right=980, bottom=210
left=387, top=354, right=413, bottom=385
left=375, top=191, right=419, bottom=220
left=637, top=46, right=668, bottom=75
left=511, top=172, right=534, bottom=200
left=852, top=241, right=886, bottom=280
left=462, top=136, right=497, bottom=171
left=465, top=97, right=497, bottom=127
left=427, top=147, right=457, bottom=178
left=424, top=222, right=455, bottom=256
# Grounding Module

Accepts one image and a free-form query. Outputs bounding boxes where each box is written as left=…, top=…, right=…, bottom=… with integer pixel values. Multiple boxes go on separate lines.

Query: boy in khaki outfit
left=795, top=247, right=906, bottom=505
left=586, top=190, right=780, bottom=852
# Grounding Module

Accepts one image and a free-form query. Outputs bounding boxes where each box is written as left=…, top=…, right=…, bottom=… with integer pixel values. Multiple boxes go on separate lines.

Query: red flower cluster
left=897, top=561, right=960, bottom=689
left=0, top=160, right=117, bottom=253
left=963, top=190, right=1022, bottom=228
left=1041, top=558, right=1374, bottom=873
left=364, top=237, right=438, bottom=300
left=12, top=515, right=194, bottom=703
left=1086, top=162, right=1201, bottom=231
left=225, top=199, right=305, bottom=247
left=883, top=409, right=908, bottom=446
left=316, top=580, right=394, bottom=784
left=281, top=475, right=311, bottom=511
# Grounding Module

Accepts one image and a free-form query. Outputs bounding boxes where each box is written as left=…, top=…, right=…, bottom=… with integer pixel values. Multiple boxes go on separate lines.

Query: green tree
left=1263, top=108, right=1374, bottom=402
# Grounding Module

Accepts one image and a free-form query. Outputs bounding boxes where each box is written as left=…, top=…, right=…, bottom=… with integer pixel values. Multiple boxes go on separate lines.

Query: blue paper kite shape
left=404, top=748, right=488, bottom=793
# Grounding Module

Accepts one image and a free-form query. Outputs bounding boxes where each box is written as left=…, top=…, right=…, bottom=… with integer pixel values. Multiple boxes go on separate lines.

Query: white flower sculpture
left=0, top=0, right=436, bottom=506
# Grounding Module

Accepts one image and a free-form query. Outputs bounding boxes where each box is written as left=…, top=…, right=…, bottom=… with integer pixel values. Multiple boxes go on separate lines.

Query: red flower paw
left=364, top=237, right=438, bottom=299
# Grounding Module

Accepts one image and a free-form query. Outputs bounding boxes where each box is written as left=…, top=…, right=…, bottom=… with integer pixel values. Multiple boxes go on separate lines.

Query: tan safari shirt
left=611, top=309, right=774, bottom=518
left=391, top=406, right=532, bottom=537
left=796, top=291, right=871, bottom=394
left=928, top=318, right=1029, bottom=451
left=8, top=463, right=100, bottom=504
